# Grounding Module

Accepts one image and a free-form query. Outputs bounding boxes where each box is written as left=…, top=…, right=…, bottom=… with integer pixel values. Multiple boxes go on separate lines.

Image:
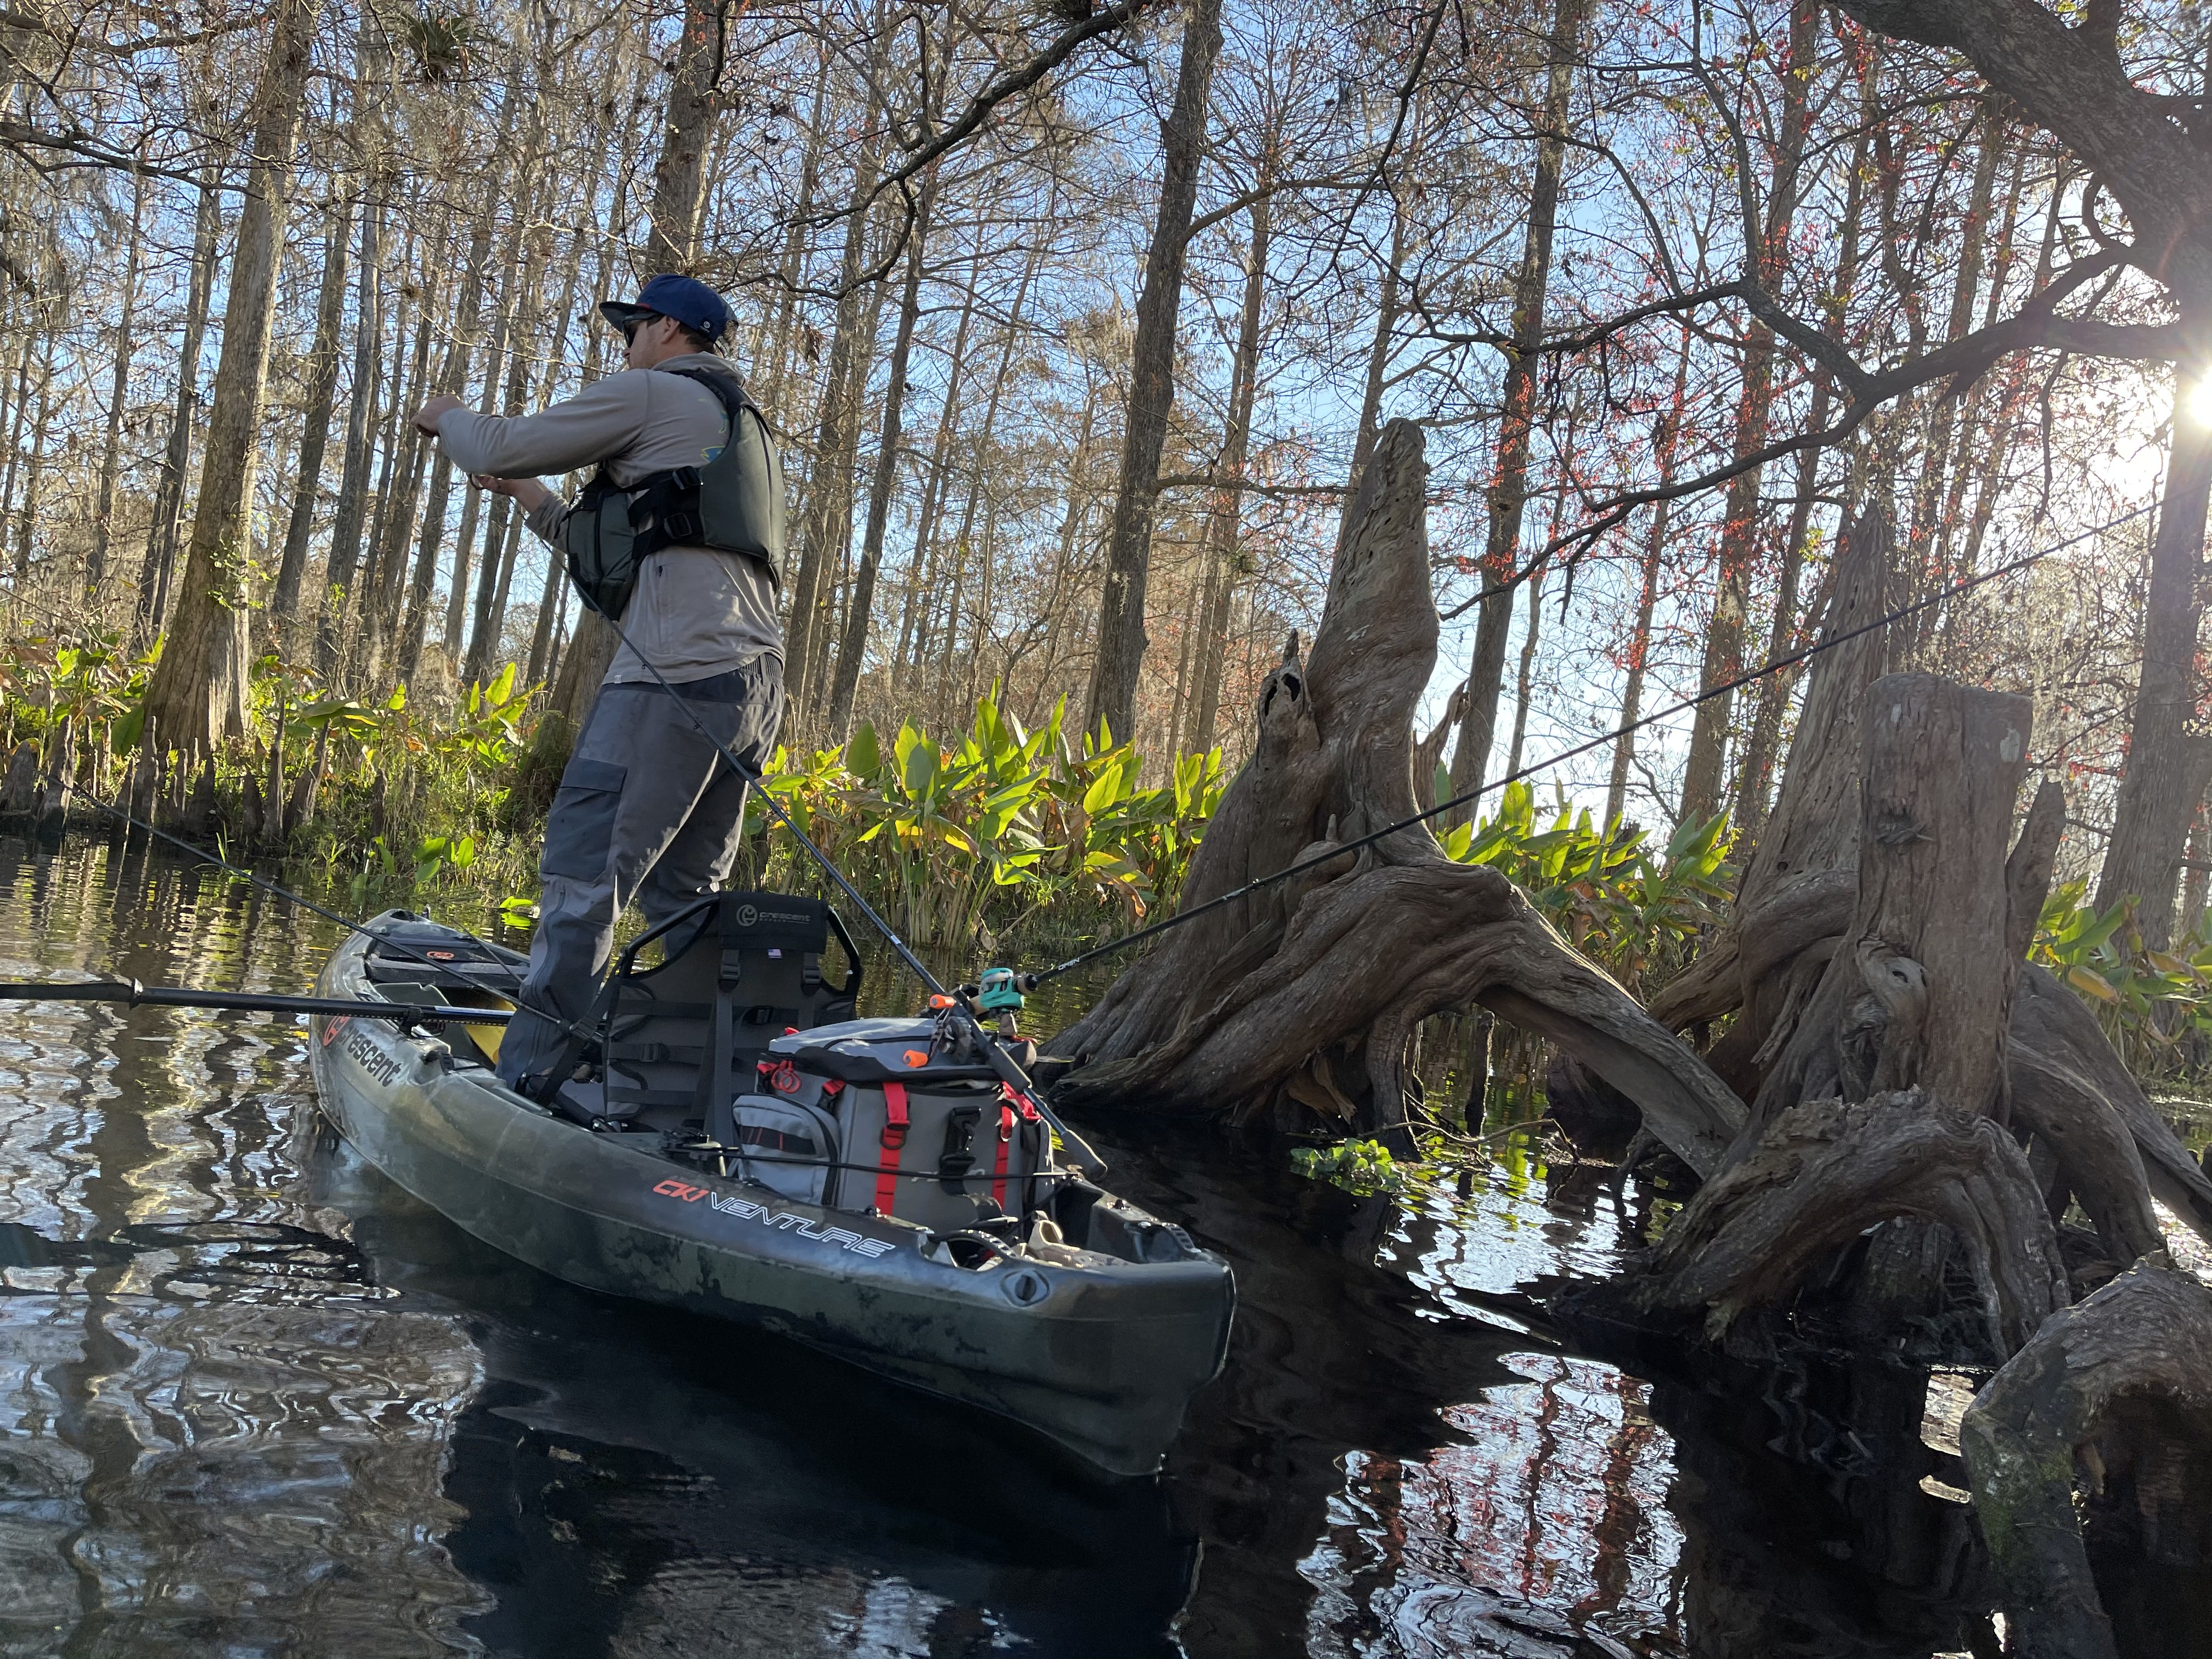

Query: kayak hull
left=307, top=926, right=1233, bottom=1476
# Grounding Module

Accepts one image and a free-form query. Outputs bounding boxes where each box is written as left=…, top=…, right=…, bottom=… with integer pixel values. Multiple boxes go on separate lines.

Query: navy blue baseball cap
left=599, top=274, right=730, bottom=349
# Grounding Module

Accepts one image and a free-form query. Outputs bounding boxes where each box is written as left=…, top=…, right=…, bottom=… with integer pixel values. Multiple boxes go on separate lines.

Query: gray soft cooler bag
left=765, top=1019, right=1047, bottom=1227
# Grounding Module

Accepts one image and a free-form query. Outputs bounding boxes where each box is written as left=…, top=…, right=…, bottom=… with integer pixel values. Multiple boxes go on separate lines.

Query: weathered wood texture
left=1750, top=674, right=2034, bottom=1131
left=1651, top=508, right=1892, bottom=1042
left=1638, top=1091, right=2068, bottom=1356
left=1961, top=1263, right=2212, bottom=1659
left=2011, top=963, right=2212, bottom=1245
left=1055, top=419, right=1746, bottom=1174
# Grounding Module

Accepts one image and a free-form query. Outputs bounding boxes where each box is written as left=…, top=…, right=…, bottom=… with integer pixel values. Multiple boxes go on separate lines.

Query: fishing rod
left=57, top=784, right=595, bottom=1046
left=1022, top=502, right=2157, bottom=988
left=0, top=978, right=511, bottom=1025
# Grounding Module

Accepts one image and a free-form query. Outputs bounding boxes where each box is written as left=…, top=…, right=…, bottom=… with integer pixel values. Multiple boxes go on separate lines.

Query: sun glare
left=2188, top=375, right=2212, bottom=427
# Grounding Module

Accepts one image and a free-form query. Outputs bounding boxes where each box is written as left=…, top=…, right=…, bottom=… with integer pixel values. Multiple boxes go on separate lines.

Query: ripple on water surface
left=0, top=836, right=1991, bottom=1658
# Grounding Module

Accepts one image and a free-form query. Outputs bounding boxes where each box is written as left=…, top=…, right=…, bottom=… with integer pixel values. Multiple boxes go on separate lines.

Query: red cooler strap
left=992, top=1103, right=1014, bottom=1208
left=874, top=1083, right=910, bottom=1215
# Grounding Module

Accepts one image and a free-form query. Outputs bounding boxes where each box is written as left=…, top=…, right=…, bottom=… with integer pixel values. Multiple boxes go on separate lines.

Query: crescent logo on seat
left=736, top=904, right=758, bottom=928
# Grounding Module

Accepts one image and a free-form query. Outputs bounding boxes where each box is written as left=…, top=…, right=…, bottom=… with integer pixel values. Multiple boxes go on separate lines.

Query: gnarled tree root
left=1055, top=416, right=1746, bottom=1175
left=2012, top=964, right=2212, bottom=1247
left=1636, top=1091, right=2069, bottom=1357
left=1961, top=1262, right=2212, bottom=1659
left=1054, top=856, right=1748, bottom=1175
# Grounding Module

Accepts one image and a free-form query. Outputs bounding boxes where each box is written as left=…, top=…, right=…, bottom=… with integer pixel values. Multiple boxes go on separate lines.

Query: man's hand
left=471, top=473, right=552, bottom=511
left=413, top=392, right=465, bottom=435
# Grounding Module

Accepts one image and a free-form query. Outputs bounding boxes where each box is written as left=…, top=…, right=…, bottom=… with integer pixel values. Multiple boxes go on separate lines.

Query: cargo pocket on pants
left=541, top=758, right=627, bottom=879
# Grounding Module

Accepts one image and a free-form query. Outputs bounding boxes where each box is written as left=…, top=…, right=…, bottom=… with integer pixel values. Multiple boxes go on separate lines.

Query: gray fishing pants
left=496, top=659, right=783, bottom=1095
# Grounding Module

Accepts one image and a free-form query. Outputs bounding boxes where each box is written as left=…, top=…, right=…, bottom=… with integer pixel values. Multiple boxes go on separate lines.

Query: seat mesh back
left=597, top=891, right=855, bottom=1131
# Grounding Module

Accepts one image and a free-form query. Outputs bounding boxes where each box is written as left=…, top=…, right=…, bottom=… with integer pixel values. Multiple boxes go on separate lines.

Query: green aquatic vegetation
left=742, top=688, right=1226, bottom=950
left=1290, top=1138, right=1413, bottom=1195
left=2030, top=882, right=2212, bottom=1082
left=0, top=631, right=1855, bottom=1060
left=1438, top=780, right=1734, bottom=997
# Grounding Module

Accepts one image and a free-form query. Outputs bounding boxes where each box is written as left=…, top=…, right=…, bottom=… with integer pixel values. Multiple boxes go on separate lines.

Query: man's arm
left=469, top=473, right=570, bottom=547
left=418, top=373, right=651, bottom=478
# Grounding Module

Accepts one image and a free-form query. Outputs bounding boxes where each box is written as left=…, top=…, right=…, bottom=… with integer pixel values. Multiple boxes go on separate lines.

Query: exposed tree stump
left=1961, top=1262, right=2212, bottom=1659
left=2011, top=963, right=2212, bottom=1248
left=1054, top=419, right=1746, bottom=1173
left=1636, top=1091, right=2068, bottom=1358
left=0, top=739, right=37, bottom=817
left=1626, top=674, right=2087, bottom=1357
left=1748, top=674, right=2037, bottom=1133
left=32, top=717, right=71, bottom=842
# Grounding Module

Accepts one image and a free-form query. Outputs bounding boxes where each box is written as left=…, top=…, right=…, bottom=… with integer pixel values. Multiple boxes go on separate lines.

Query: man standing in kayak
left=413, top=274, right=782, bottom=1101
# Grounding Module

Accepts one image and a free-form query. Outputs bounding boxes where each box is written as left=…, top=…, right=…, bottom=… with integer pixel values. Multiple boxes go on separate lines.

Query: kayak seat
left=565, top=891, right=860, bottom=1135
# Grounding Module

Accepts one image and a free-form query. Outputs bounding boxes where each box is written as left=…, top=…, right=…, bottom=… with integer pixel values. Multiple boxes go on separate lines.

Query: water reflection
left=0, top=835, right=2038, bottom=1657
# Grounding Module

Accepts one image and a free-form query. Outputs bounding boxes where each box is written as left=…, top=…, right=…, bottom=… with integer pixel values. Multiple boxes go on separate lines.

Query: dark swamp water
left=0, top=835, right=2193, bottom=1658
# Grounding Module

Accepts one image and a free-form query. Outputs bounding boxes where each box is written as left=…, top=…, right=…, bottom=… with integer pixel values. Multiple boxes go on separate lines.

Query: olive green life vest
left=563, top=369, right=786, bottom=620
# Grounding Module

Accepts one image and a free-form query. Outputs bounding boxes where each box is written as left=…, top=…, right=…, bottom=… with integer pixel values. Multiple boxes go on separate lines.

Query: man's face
left=623, top=313, right=689, bottom=370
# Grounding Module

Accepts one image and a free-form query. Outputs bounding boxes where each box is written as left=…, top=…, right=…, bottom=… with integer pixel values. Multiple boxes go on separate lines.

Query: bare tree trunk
left=927, top=250, right=1039, bottom=727
left=1083, top=0, right=1223, bottom=743
left=269, top=191, right=351, bottom=635
left=316, top=193, right=385, bottom=673
left=1191, top=187, right=1274, bottom=756
left=462, top=291, right=532, bottom=684
left=524, top=518, right=562, bottom=688
left=396, top=81, right=521, bottom=687
left=140, top=0, right=319, bottom=758
left=453, top=117, right=592, bottom=666
left=89, top=166, right=148, bottom=591
left=1504, top=560, right=1546, bottom=780
left=826, top=161, right=939, bottom=737
left=12, top=336, right=52, bottom=578
left=1348, top=194, right=1406, bottom=490
left=1678, top=0, right=1819, bottom=823
left=890, top=245, right=981, bottom=695
left=1442, top=0, right=1588, bottom=824
left=0, top=334, right=33, bottom=555
left=1730, top=374, right=1831, bottom=834
left=466, top=284, right=546, bottom=686
left=1032, top=379, right=1103, bottom=718
left=1605, top=338, right=1690, bottom=827
left=641, top=0, right=726, bottom=277
left=760, top=42, right=831, bottom=427
left=139, top=168, right=222, bottom=639
left=2096, top=342, right=2212, bottom=949
left=784, top=143, right=885, bottom=733
left=360, top=254, right=440, bottom=681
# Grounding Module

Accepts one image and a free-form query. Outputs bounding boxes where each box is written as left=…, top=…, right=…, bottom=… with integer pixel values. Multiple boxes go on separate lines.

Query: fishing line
left=1025, top=501, right=2157, bottom=985
left=597, top=622, right=949, bottom=999
left=58, top=783, right=580, bottom=1040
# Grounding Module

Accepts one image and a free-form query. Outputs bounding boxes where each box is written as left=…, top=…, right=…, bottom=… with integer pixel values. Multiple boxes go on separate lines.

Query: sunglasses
left=620, top=311, right=663, bottom=344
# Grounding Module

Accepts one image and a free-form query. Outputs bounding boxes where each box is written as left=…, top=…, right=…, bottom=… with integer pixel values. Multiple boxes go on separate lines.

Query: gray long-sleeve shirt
left=434, top=352, right=781, bottom=685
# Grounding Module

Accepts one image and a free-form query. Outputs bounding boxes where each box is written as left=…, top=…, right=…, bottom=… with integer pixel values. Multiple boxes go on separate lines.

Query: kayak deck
left=307, top=911, right=1234, bottom=1476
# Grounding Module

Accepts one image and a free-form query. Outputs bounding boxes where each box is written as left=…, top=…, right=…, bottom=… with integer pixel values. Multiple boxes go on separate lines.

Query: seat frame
left=554, top=891, right=862, bottom=1135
